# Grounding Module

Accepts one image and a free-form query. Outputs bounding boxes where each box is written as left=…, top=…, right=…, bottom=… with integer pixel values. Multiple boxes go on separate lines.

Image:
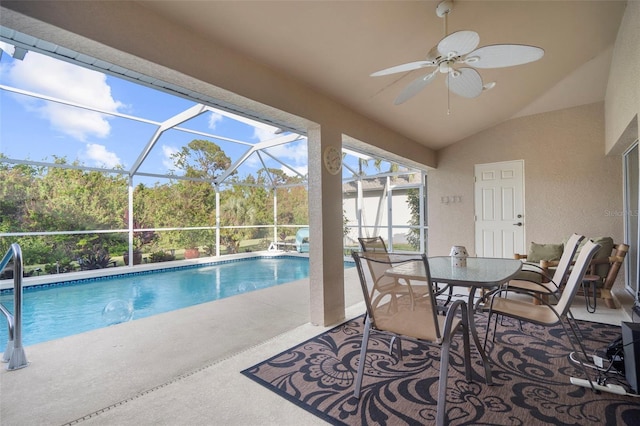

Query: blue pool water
left=0, top=256, right=351, bottom=347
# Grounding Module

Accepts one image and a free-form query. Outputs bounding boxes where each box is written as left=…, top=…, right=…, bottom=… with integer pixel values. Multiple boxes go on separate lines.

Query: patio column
left=308, top=125, right=345, bottom=326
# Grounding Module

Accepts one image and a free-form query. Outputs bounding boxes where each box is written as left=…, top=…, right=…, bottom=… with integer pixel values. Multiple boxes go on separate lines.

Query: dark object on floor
left=622, top=321, right=640, bottom=394
left=607, top=336, right=625, bottom=374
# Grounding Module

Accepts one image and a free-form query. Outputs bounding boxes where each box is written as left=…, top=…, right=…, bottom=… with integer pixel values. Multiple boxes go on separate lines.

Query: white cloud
left=206, top=106, right=280, bottom=142
left=266, top=140, right=308, bottom=165
left=6, top=51, right=123, bottom=141
left=264, top=140, right=308, bottom=177
left=161, top=145, right=180, bottom=171
left=253, top=126, right=280, bottom=142
left=208, top=112, right=223, bottom=129
left=281, top=164, right=308, bottom=177
left=45, top=105, right=112, bottom=140
left=83, top=144, right=121, bottom=168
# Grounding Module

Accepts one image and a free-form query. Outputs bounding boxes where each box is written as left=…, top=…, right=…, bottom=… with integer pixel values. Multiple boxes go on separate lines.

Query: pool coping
left=0, top=250, right=328, bottom=293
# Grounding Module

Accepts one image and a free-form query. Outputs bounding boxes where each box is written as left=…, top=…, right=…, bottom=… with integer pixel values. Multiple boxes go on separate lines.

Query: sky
left=0, top=41, right=310, bottom=184
left=0, top=40, right=401, bottom=185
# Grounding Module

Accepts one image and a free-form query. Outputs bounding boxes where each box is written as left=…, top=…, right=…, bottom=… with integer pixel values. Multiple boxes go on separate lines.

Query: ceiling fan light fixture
left=483, top=81, right=497, bottom=91
left=446, top=67, right=483, bottom=98
left=439, top=61, right=453, bottom=73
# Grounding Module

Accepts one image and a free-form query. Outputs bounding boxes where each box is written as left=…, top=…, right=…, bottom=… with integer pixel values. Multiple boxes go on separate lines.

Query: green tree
left=172, top=139, right=232, bottom=179
left=0, top=157, right=127, bottom=265
left=168, top=139, right=232, bottom=250
left=0, top=162, right=37, bottom=234
left=220, top=188, right=256, bottom=253
left=260, top=169, right=307, bottom=227
left=27, top=158, right=126, bottom=232
left=0, top=161, right=38, bottom=256
left=406, top=188, right=421, bottom=250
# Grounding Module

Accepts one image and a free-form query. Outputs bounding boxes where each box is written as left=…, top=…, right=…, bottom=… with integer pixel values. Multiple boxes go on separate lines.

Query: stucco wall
left=428, top=102, right=623, bottom=257
left=605, top=0, right=640, bottom=154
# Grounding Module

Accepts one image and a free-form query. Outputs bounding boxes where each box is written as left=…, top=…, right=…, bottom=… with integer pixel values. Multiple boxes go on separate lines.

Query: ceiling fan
left=371, top=0, right=545, bottom=105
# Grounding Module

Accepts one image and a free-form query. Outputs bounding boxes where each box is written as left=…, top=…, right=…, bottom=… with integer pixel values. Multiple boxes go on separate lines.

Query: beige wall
left=428, top=102, right=623, bottom=256
left=605, top=0, right=640, bottom=154
left=429, top=0, right=640, bottom=258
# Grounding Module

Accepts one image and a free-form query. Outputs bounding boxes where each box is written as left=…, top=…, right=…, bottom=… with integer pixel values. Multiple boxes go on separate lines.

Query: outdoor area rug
left=241, top=314, right=640, bottom=425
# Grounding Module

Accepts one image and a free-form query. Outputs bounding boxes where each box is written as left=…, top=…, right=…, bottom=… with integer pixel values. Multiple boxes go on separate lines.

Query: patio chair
left=357, top=236, right=389, bottom=253
left=357, top=237, right=428, bottom=310
left=358, top=236, right=453, bottom=309
left=513, top=235, right=626, bottom=309
left=351, top=251, right=472, bottom=426
left=507, top=233, right=585, bottom=300
left=483, top=239, right=601, bottom=391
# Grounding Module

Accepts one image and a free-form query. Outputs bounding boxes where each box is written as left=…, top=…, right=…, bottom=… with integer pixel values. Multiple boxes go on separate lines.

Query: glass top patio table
left=386, top=256, right=522, bottom=385
left=388, top=256, right=522, bottom=287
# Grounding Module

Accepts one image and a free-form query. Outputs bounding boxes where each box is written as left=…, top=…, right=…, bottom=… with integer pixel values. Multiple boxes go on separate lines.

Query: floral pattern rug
left=241, top=315, right=640, bottom=425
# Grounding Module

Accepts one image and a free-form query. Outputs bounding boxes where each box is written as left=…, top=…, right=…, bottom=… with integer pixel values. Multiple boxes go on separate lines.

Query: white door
left=475, top=160, right=525, bottom=258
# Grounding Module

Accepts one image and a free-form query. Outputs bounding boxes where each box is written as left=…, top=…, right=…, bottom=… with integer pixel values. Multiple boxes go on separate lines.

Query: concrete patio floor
left=0, top=257, right=633, bottom=426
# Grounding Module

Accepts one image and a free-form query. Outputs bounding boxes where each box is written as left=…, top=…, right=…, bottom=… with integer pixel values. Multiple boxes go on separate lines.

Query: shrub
left=149, top=251, right=175, bottom=263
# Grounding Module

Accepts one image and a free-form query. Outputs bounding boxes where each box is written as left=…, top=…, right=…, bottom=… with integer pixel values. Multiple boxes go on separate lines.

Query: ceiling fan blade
left=437, top=31, right=480, bottom=58
left=446, top=67, right=483, bottom=98
left=394, top=70, right=438, bottom=104
left=466, top=44, right=544, bottom=69
left=370, top=61, right=435, bottom=77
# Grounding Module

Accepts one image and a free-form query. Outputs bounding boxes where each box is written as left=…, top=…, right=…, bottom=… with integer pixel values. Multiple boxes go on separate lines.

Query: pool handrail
left=0, top=243, right=29, bottom=370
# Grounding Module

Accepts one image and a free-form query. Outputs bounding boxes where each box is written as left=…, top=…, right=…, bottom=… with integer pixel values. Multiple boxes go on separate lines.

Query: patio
left=0, top=260, right=632, bottom=425
left=0, top=2, right=638, bottom=422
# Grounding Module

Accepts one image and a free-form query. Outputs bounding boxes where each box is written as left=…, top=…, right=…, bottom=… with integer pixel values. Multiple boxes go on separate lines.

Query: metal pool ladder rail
left=0, top=243, right=29, bottom=370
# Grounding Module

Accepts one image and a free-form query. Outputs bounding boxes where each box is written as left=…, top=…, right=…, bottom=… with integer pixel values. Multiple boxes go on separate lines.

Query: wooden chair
left=351, top=251, right=472, bottom=426
left=514, top=238, right=628, bottom=309
left=576, top=243, right=629, bottom=309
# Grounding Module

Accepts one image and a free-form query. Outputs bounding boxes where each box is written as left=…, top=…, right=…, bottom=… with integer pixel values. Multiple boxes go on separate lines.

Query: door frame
left=622, top=141, right=639, bottom=298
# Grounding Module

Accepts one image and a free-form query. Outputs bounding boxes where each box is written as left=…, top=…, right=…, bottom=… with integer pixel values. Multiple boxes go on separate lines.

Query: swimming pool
left=0, top=256, right=353, bottom=347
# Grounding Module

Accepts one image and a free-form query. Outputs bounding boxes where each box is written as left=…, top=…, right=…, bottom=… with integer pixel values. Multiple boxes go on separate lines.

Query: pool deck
left=0, top=253, right=634, bottom=425
left=1, top=252, right=363, bottom=425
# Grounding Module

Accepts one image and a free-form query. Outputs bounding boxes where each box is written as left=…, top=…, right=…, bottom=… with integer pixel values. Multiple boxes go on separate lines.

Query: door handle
left=513, top=222, right=523, bottom=226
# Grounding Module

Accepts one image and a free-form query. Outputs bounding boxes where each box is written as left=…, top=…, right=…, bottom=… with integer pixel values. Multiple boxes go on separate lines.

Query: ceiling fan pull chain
left=447, top=73, right=451, bottom=115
